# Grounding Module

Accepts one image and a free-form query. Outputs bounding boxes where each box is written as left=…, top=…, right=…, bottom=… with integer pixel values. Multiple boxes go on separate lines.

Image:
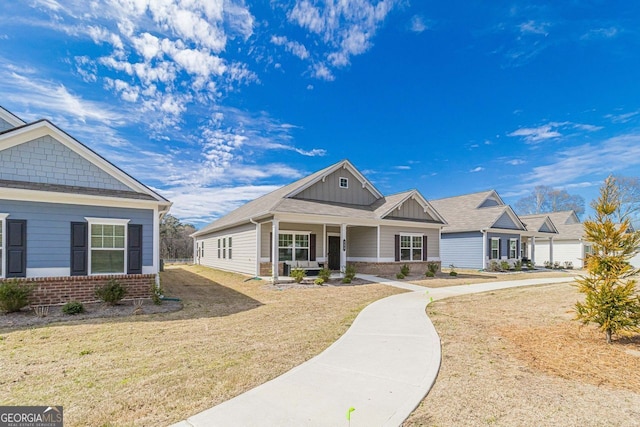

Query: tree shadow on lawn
left=0, top=267, right=263, bottom=331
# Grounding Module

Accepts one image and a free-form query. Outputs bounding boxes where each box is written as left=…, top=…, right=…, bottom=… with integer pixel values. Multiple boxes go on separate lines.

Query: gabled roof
left=373, top=189, right=447, bottom=224
left=518, top=213, right=559, bottom=234
left=193, top=160, right=445, bottom=237
left=431, top=190, right=526, bottom=233
left=0, top=117, right=170, bottom=208
left=0, top=106, right=26, bottom=128
left=523, top=210, right=583, bottom=240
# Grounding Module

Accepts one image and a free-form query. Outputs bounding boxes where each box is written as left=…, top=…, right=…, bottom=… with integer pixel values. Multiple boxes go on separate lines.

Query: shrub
left=564, top=261, right=574, bottom=269
left=318, top=268, right=331, bottom=282
left=514, top=260, right=523, bottom=271
left=151, top=282, right=163, bottom=305
left=341, top=277, right=352, bottom=284
left=314, top=278, right=325, bottom=286
left=344, top=264, right=357, bottom=281
left=554, top=261, right=561, bottom=269
left=425, top=271, right=435, bottom=277
left=0, top=279, right=33, bottom=313
left=400, top=264, right=410, bottom=276
left=488, top=261, right=501, bottom=272
left=543, top=260, right=552, bottom=269
left=396, top=273, right=405, bottom=280
left=500, top=261, right=510, bottom=271
left=290, top=268, right=305, bottom=283
left=95, top=279, right=127, bottom=305
left=62, top=301, right=85, bottom=315
left=449, top=264, right=457, bottom=276
left=427, top=263, right=439, bottom=275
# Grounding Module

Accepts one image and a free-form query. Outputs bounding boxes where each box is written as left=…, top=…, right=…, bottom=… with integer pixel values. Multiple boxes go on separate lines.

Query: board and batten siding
left=347, top=226, right=376, bottom=258
left=196, top=222, right=257, bottom=275
left=440, top=231, right=483, bottom=269
left=0, top=135, right=133, bottom=191
left=258, top=222, right=324, bottom=260
left=379, top=225, right=440, bottom=260
left=293, top=168, right=377, bottom=206
left=385, top=198, right=436, bottom=222
left=0, top=199, right=154, bottom=272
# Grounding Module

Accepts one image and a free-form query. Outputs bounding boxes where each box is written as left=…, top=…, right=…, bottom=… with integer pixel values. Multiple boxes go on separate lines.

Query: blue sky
left=1, top=1, right=639, bottom=227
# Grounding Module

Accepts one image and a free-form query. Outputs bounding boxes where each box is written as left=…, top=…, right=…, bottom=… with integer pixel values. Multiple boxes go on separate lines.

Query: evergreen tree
left=575, top=177, right=640, bottom=343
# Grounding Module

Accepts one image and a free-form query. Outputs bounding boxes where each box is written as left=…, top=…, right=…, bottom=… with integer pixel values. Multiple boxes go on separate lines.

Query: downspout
left=249, top=217, right=260, bottom=277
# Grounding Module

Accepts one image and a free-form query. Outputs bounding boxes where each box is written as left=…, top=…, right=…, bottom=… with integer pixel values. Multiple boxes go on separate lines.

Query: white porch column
left=549, top=237, right=554, bottom=265
left=272, top=219, right=279, bottom=282
left=531, top=236, right=536, bottom=265
left=481, top=230, right=487, bottom=270
left=340, top=223, right=347, bottom=275
left=376, top=225, right=381, bottom=262
left=322, top=224, right=327, bottom=262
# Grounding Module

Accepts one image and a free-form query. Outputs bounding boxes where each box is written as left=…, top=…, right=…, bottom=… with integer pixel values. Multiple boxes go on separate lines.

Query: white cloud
left=519, top=20, right=550, bottom=36
left=581, top=27, right=619, bottom=40
left=409, top=15, right=427, bottom=33
left=506, top=159, right=525, bottom=166
left=470, top=166, right=484, bottom=173
left=508, top=121, right=602, bottom=144
left=312, top=62, right=335, bottom=81
left=271, top=35, right=310, bottom=60
left=395, top=165, right=411, bottom=170
left=605, top=110, right=639, bottom=124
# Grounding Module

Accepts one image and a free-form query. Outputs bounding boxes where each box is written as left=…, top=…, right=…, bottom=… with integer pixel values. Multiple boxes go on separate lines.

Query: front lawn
left=0, top=265, right=403, bottom=426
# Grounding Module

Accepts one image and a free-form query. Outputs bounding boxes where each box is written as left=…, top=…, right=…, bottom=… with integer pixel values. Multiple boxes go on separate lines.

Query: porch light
left=343, top=239, right=346, bottom=251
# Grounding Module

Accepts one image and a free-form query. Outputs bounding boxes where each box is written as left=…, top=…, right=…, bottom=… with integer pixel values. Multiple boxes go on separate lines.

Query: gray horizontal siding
left=196, top=222, right=257, bottom=275
left=380, top=225, right=440, bottom=259
left=259, top=222, right=324, bottom=260
left=347, top=226, right=376, bottom=257
left=440, top=231, right=483, bottom=269
left=1, top=200, right=154, bottom=268
left=0, top=135, right=132, bottom=191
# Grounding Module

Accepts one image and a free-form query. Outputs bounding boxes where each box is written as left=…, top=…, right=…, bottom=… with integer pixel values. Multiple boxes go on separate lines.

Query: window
left=217, top=239, right=221, bottom=258
left=89, top=220, right=127, bottom=274
left=490, top=238, right=500, bottom=260
left=228, top=237, right=232, bottom=259
left=223, top=238, right=226, bottom=259
left=202, top=242, right=204, bottom=257
left=278, top=232, right=309, bottom=261
left=400, top=234, right=423, bottom=261
left=509, top=239, right=517, bottom=259
left=339, top=177, right=348, bottom=188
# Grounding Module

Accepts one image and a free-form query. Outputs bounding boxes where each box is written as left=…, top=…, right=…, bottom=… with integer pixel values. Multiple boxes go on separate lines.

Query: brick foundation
left=0, top=274, right=156, bottom=306
left=349, top=261, right=441, bottom=276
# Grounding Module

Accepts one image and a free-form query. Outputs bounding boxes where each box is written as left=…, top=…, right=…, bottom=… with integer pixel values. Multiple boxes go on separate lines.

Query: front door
left=328, top=236, right=340, bottom=270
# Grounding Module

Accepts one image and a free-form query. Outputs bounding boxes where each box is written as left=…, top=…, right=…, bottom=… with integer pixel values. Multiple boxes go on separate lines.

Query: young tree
left=515, top=185, right=585, bottom=216
left=574, top=176, right=640, bottom=343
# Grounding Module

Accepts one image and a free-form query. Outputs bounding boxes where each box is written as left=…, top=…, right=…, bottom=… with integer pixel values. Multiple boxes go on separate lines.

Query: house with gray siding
left=431, top=190, right=556, bottom=270
left=192, top=159, right=447, bottom=279
left=0, top=106, right=171, bottom=305
left=521, top=211, right=587, bottom=268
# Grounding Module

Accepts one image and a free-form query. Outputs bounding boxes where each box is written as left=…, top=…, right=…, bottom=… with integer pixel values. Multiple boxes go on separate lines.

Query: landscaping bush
left=449, top=264, right=458, bottom=276
left=427, top=262, right=439, bottom=275
left=62, top=301, right=85, bottom=315
left=400, top=264, right=410, bottom=276
left=396, top=273, right=405, bottom=280
left=95, top=279, right=127, bottom=305
left=151, top=282, right=163, bottom=305
left=514, top=260, right=523, bottom=271
left=0, top=279, right=33, bottom=313
left=290, top=268, right=305, bottom=283
left=488, top=261, right=501, bottom=272
left=564, top=261, right=574, bottom=269
left=344, top=264, right=356, bottom=281
left=554, top=261, right=561, bottom=269
left=425, top=271, right=435, bottom=277
left=314, top=278, right=325, bottom=286
left=318, top=267, right=331, bottom=282
left=543, top=260, right=552, bottom=269
left=500, top=261, right=510, bottom=271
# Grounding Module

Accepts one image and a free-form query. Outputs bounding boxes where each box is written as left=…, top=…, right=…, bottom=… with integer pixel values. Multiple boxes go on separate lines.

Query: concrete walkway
left=172, top=275, right=576, bottom=427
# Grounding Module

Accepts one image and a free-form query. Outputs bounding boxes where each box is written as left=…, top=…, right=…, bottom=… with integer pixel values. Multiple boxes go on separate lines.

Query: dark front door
left=328, top=236, right=340, bottom=270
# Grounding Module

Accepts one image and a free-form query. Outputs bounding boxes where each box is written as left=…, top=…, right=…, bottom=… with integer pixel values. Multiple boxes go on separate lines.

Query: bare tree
left=515, top=185, right=585, bottom=216
left=160, top=214, right=196, bottom=259
left=612, top=175, right=640, bottom=226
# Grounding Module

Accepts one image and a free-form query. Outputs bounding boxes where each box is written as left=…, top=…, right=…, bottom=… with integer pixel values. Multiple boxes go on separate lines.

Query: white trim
left=340, top=223, right=347, bottom=275
left=376, top=225, right=381, bottom=262
left=142, top=266, right=155, bottom=274
left=0, top=107, right=25, bottom=127
left=490, top=237, right=500, bottom=260
left=508, top=238, right=518, bottom=259
left=85, top=217, right=130, bottom=225
left=86, top=218, right=129, bottom=275
left=153, top=206, right=160, bottom=276
left=347, top=257, right=378, bottom=262
left=26, top=267, right=70, bottom=278
left=399, top=232, right=424, bottom=262
left=339, top=176, right=349, bottom=188
left=427, top=257, right=441, bottom=262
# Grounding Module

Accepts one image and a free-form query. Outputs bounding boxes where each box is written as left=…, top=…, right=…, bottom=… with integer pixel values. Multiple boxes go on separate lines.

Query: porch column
left=549, top=237, right=554, bottom=265
left=481, top=230, right=487, bottom=270
left=272, top=219, right=279, bottom=282
left=340, top=223, right=347, bottom=276
left=322, top=224, right=327, bottom=262
left=531, top=236, right=536, bottom=266
left=376, top=225, right=381, bottom=262
left=255, top=222, right=261, bottom=277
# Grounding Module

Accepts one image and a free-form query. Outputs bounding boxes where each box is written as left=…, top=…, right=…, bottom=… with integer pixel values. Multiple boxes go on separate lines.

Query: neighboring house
left=517, top=213, right=560, bottom=265
left=525, top=210, right=588, bottom=268
left=0, top=106, right=171, bottom=305
left=431, top=190, right=556, bottom=270
left=192, top=159, right=446, bottom=279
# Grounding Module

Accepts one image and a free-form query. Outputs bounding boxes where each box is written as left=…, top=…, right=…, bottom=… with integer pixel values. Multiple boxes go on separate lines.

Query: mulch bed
left=0, top=299, right=182, bottom=330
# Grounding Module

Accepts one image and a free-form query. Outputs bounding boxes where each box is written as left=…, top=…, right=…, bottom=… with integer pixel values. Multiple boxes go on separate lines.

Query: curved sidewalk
left=172, top=275, right=576, bottom=427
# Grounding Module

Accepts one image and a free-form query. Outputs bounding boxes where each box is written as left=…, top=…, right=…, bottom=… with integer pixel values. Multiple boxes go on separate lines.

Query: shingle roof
left=0, top=179, right=158, bottom=201
left=522, top=211, right=584, bottom=240
left=430, top=190, right=524, bottom=233
left=193, top=162, right=445, bottom=236
left=518, top=213, right=558, bottom=234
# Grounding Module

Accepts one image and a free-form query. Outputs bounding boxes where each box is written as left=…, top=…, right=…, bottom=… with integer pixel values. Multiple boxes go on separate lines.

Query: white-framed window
left=202, top=242, right=204, bottom=257
left=228, top=237, right=232, bottom=259
left=86, top=217, right=129, bottom=275
left=223, top=237, right=226, bottom=259
left=0, top=214, right=7, bottom=278
left=217, top=239, right=221, bottom=258
left=490, top=238, right=500, bottom=260
left=278, top=232, right=309, bottom=261
left=509, top=239, right=518, bottom=259
left=400, top=234, right=423, bottom=261
left=339, top=177, right=349, bottom=188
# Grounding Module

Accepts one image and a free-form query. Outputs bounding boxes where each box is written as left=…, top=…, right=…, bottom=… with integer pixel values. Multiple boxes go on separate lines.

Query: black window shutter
left=422, top=235, right=428, bottom=261
left=269, top=232, right=273, bottom=262
left=6, top=219, right=27, bottom=278
left=309, top=234, right=316, bottom=261
left=394, top=234, right=400, bottom=262
left=70, top=222, right=88, bottom=276
left=127, top=224, right=143, bottom=274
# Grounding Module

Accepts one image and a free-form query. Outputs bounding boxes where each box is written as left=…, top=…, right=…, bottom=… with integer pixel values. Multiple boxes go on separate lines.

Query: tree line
left=160, top=214, right=196, bottom=260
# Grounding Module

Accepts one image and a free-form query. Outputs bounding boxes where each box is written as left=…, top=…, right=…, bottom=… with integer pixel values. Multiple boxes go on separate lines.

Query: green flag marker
left=346, top=407, right=355, bottom=421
